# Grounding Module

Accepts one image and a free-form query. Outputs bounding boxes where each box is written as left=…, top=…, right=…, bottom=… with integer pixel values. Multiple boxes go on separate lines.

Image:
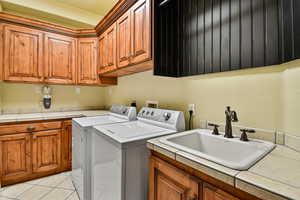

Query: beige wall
left=104, top=59, right=300, bottom=137
left=1, top=60, right=300, bottom=137
left=0, top=82, right=106, bottom=114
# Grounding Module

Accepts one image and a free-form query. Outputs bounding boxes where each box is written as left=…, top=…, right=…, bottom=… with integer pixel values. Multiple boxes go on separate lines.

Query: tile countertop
left=147, top=138, right=300, bottom=200
left=0, top=110, right=109, bottom=123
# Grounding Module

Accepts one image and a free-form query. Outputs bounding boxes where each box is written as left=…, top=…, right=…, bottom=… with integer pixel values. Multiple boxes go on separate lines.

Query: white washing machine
left=72, top=105, right=136, bottom=200
left=90, top=107, right=185, bottom=200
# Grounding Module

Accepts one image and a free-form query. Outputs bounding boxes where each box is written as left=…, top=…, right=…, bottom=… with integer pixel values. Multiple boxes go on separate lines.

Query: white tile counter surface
left=147, top=138, right=300, bottom=200
left=0, top=110, right=109, bottom=123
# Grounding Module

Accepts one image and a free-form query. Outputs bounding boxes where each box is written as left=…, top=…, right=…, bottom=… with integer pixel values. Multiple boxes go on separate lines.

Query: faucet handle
left=208, top=123, right=220, bottom=135
left=240, top=129, right=255, bottom=142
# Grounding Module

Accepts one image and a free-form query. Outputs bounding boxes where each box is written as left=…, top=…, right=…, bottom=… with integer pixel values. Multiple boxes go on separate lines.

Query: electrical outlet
left=188, top=104, right=196, bottom=115
left=146, top=100, right=159, bottom=108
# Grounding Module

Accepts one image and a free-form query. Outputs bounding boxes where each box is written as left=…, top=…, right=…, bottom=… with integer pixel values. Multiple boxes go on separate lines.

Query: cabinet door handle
left=27, top=126, right=36, bottom=132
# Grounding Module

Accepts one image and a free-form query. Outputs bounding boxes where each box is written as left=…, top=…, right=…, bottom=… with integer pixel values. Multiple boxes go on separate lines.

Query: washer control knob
left=146, top=111, right=150, bottom=115
left=163, top=113, right=171, bottom=121
left=151, top=111, right=154, bottom=116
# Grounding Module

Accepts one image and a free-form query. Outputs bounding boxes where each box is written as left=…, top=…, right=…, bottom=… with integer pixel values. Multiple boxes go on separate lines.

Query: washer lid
left=73, top=115, right=128, bottom=127
left=93, top=121, right=175, bottom=143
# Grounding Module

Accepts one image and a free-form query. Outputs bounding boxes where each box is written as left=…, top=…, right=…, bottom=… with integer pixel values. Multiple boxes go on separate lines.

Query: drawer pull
left=27, top=126, right=36, bottom=132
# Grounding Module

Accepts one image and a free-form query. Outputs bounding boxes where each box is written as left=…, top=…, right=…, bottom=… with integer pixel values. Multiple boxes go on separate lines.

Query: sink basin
left=159, top=129, right=275, bottom=170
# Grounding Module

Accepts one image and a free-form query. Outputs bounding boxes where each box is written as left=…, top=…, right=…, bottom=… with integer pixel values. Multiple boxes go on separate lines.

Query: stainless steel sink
left=159, top=129, right=275, bottom=170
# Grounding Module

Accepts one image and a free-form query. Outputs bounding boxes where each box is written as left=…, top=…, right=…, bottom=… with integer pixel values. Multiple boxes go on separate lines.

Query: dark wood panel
left=212, top=0, right=221, bottom=73
left=220, top=0, right=230, bottom=72
left=197, top=0, right=205, bottom=74
left=154, top=0, right=300, bottom=77
left=293, top=0, right=300, bottom=58
left=204, top=0, right=213, bottom=74
left=240, top=0, right=252, bottom=68
left=230, top=0, right=241, bottom=71
left=252, top=0, right=265, bottom=67
left=265, top=0, right=279, bottom=65
left=154, top=0, right=178, bottom=77
left=280, top=0, right=294, bottom=62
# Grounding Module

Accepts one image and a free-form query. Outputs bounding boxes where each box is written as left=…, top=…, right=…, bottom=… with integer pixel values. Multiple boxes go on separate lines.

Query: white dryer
left=72, top=105, right=136, bottom=200
left=90, top=107, right=185, bottom=200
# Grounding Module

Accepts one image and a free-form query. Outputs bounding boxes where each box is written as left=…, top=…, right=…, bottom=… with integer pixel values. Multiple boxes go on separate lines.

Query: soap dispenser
left=42, top=85, right=52, bottom=109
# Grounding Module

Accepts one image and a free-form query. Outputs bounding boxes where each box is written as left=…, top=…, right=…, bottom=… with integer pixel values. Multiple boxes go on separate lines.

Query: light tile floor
left=0, top=172, right=79, bottom=200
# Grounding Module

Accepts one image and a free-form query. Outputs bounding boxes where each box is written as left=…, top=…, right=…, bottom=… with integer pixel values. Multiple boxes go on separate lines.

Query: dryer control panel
left=138, top=107, right=185, bottom=131
left=110, top=105, right=137, bottom=121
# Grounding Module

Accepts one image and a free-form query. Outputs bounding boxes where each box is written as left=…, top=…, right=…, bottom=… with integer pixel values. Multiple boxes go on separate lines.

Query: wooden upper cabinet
left=3, top=25, right=44, bottom=83
left=44, top=33, right=77, bottom=84
left=0, top=24, right=4, bottom=81
left=203, top=183, right=240, bottom=200
left=149, top=157, right=199, bottom=200
left=98, top=33, right=107, bottom=72
left=99, top=23, right=117, bottom=74
left=0, top=133, right=32, bottom=183
left=130, top=0, right=151, bottom=64
left=117, top=10, right=132, bottom=68
left=78, top=38, right=99, bottom=85
left=32, top=130, right=62, bottom=173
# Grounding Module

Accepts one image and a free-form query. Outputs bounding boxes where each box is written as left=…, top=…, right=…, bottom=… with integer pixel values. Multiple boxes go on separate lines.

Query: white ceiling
left=48, top=0, right=119, bottom=16
left=0, top=0, right=118, bottom=28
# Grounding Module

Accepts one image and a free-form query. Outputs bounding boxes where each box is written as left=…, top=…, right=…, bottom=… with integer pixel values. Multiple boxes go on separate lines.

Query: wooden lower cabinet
left=0, top=133, right=32, bottom=184
left=32, top=130, right=61, bottom=173
left=149, top=157, right=200, bottom=200
left=203, top=183, right=240, bottom=200
left=150, top=155, right=253, bottom=200
left=61, top=121, right=72, bottom=171
left=0, top=120, right=72, bottom=186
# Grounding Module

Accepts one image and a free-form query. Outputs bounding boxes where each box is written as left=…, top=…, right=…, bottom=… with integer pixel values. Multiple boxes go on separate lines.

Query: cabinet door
left=3, top=25, right=44, bottom=82
left=45, top=33, right=76, bottom=84
left=32, top=130, right=61, bottom=173
left=117, top=10, right=132, bottom=68
left=0, top=24, right=4, bottom=81
left=131, top=0, right=151, bottom=64
left=61, top=121, right=72, bottom=171
left=149, top=157, right=199, bottom=200
left=203, top=183, right=240, bottom=200
left=99, top=23, right=117, bottom=74
left=98, top=33, right=107, bottom=71
left=0, top=133, right=32, bottom=183
left=78, top=38, right=98, bottom=85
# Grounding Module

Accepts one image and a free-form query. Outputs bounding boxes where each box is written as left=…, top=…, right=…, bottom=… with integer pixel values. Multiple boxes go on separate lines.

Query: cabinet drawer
left=0, top=121, right=62, bottom=135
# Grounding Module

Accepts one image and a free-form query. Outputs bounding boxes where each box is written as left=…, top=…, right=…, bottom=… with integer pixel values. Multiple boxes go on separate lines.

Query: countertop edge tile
left=146, top=142, right=154, bottom=150
left=148, top=138, right=180, bottom=160
left=175, top=151, right=237, bottom=186
left=0, top=110, right=109, bottom=124
left=236, top=171, right=300, bottom=200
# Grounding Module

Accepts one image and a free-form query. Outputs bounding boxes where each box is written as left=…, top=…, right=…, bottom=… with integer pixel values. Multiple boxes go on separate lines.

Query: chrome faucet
left=224, top=106, right=238, bottom=138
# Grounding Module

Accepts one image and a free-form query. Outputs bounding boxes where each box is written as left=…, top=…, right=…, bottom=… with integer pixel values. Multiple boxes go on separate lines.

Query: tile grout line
left=37, top=187, right=56, bottom=200
left=37, top=175, right=72, bottom=200
left=12, top=174, right=70, bottom=200
left=64, top=191, right=75, bottom=200
left=11, top=184, right=35, bottom=200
